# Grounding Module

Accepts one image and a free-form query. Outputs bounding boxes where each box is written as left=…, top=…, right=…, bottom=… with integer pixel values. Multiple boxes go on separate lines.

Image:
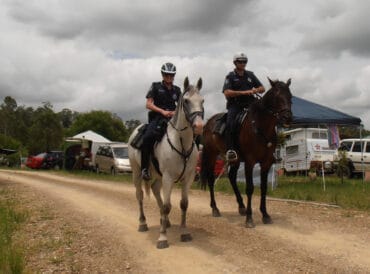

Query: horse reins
left=250, top=91, right=289, bottom=148
left=166, top=130, right=196, bottom=183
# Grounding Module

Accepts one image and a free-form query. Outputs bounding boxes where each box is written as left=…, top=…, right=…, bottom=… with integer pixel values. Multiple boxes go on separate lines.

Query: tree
left=67, top=110, right=128, bottom=142
left=0, top=96, right=18, bottom=136
left=125, top=119, right=142, bottom=136
left=339, top=126, right=370, bottom=139
left=58, top=108, right=78, bottom=128
left=27, top=102, right=64, bottom=154
left=0, top=133, right=27, bottom=166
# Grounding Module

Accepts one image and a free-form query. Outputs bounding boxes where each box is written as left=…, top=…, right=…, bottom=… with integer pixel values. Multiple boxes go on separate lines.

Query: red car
left=195, top=151, right=226, bottom=180
left=26, top=151, right=63, bottom=169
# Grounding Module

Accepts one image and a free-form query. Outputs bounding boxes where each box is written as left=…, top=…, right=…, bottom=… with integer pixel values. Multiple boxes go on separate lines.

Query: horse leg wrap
left=163, top=204, right=171, bottom=215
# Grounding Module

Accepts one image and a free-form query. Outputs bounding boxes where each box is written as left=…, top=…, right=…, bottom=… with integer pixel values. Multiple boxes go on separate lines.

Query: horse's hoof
left=212, top=208, right=221, bottom=217
left=180, top=233, right=193, bottom=242
left=157, top=240, right=169, bottom=249
left=138, top=224, right=148, bottom=232
left=238, top=207, right=247, bottom=216
left=262, top=216, right=273, bottom=224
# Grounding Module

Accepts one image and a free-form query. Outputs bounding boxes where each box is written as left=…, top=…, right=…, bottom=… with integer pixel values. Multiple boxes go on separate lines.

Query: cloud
left=1, top=0, right=370, bottom=129
left=299, top=1, right=370, bottom=58
left=5, top=0, right=253, bottom=57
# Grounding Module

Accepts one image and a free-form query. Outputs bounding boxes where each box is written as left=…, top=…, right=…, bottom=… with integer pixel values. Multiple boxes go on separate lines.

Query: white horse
left=128, top=77, right=204, bottom=249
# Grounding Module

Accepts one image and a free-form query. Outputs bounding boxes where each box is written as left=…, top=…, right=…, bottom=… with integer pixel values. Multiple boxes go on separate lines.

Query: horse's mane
left=172, top=84, right=197, bottom=123
left=248, top=80, right=291, bottom=118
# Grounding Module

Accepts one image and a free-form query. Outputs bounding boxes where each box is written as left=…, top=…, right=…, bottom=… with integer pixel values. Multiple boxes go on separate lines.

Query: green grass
left=270, top=176, right=370, bottom=210
left=0, top=190, right=28, bottom=274
left=192, top=175, right=370, bottom=211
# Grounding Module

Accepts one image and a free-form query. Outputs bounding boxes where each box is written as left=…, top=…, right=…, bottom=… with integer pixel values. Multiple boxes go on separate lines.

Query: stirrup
left=226, top=150, right=238, bottom=163
left=141, top=168, right=151, bottom=181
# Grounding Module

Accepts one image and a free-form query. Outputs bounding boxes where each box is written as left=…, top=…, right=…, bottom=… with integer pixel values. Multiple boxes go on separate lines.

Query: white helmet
left=161, top=62, right=176, bottom=74
left=233, top=53, right=248, bottom=63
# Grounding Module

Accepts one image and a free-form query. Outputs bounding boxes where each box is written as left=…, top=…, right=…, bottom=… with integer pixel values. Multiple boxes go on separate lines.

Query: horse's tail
left=200, top=148, right=210, bottom=190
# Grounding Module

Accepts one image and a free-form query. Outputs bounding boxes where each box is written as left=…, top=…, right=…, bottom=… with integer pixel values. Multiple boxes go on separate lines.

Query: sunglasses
left=163, top=73, right=175, bottom=77
left=236, top=60, right=247, bottom=64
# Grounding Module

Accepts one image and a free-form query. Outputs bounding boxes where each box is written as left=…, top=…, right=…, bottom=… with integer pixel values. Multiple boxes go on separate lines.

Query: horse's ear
left=267, top=77, right=275, bottom=87
left=286, top=78, right=291, bottom=87
left=184, top=77, right=189, bottom=92
left=196, top=78, right=202, bottom=91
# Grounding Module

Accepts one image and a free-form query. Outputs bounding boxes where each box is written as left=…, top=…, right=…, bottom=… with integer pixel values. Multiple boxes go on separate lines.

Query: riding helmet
left=233, top=53, right=248, bottom=64
left=161, top=62, right=176, bottom=75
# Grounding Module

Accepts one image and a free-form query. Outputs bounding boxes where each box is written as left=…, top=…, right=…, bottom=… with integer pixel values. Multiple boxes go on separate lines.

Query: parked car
left=334, top=138, right=370, bottom=178
left=26, top=151, right=64, bottom=169
left=95, top=144, right=131, bottom=175
left=195, top=150, right=226, bottom=181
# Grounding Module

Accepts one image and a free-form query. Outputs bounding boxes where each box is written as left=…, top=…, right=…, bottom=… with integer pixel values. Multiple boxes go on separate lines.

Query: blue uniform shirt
left=222, top=70, right=262, bottom=109
left=146, top=81, right=181, bottom=122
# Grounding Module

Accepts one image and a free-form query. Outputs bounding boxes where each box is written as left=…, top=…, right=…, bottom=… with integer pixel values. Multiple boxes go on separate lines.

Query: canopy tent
left=71, top=130, right=111, bottom=142
left=0, top=148, right=17, bottom=155
left=287, top=96, right=363, bottom=189
left=291, top=96, right=362, bottom=126
left=64, top=130, right=112, bottom=170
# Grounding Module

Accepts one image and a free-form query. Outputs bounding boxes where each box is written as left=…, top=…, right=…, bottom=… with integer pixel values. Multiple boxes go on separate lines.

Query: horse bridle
left=182, top=91, right=204, bottom=124
left=169, top=90, right=204, bottom=132
left=166, top=90, right=204, bottom=183
left=258, top=90, right=292, bottom=123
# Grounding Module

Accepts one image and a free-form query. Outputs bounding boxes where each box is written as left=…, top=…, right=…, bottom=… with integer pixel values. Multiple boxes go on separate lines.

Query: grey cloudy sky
left=1, top=0, right=370, bottom=127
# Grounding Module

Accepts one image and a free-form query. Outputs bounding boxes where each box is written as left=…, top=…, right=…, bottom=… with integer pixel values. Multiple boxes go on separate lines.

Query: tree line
left=1, top=95, right=369, bottom=164
left=0, top=96, right=141, bottom=160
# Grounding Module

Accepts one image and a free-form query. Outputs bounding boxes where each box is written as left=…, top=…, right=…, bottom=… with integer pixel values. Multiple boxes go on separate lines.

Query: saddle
left=212, top=109, right=248, bottom=137
left=130, top=124, right=148, bottom=150
left=129, top=124, right=163, bottom=176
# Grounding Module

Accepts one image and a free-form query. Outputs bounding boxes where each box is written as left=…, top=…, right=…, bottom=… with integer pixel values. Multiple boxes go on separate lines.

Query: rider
left=222, top=53, right=265, bottom=163
left=141, top=62, right=181, bottom=180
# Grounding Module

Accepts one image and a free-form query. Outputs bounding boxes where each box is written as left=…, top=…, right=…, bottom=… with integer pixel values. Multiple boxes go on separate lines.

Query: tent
left=0, top=148, right=17, bottom=155
left=288, top=96, right=363, bottom=188
left=72, top=130, right=111, bottom=143
left=291, top=96, right=362, bottom=126
left=64, top=130, right=112, bottom=170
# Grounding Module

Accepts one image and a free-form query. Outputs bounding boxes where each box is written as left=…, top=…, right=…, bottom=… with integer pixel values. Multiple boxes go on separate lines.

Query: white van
left=95, top=143, right=131, bottom=175
left=277, top=128, right=336, bottom=174
left=334, top=138, right=370, bottom=177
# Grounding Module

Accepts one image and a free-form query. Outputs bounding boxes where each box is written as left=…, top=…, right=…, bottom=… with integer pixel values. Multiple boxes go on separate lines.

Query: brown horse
left=200, top=78, right=292, bottom=228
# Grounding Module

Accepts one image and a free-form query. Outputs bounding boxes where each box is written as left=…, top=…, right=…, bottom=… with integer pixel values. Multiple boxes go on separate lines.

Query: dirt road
left=0, top=170, right=369, bottom=273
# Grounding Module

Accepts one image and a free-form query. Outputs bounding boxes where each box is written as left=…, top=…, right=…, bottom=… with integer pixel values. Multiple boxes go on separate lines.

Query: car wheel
left=336, top=165, right=352, bottom=179
left=111, top=167, right=116, bottom=176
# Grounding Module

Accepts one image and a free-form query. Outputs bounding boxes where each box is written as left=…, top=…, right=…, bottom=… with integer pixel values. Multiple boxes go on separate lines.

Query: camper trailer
left=277, top=128, right=336, bottom=174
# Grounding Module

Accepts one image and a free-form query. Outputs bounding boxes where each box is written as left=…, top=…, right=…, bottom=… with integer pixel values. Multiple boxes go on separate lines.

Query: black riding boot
left=141, top=146, right=151, bottom=181
left=225, top=131, right=238, bottom=163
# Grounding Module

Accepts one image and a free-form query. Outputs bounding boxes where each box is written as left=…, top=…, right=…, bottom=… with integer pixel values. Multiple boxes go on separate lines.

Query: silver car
left=95, top=144, right=131, bottom=175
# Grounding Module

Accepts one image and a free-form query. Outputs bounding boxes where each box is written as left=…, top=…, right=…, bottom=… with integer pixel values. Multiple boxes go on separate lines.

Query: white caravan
left=277, top=128, right=336, bottom=174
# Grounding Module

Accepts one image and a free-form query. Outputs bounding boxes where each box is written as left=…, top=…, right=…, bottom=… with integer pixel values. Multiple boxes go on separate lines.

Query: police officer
left=141, top=62, right=181, bottom=180
left=222, top=53, right=265, bottom=163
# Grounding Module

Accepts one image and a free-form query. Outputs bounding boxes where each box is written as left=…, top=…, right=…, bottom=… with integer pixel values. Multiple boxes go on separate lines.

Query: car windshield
left=36, top=153, right=46, bottom=158
left=113, top=147, right=128, bottom=159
